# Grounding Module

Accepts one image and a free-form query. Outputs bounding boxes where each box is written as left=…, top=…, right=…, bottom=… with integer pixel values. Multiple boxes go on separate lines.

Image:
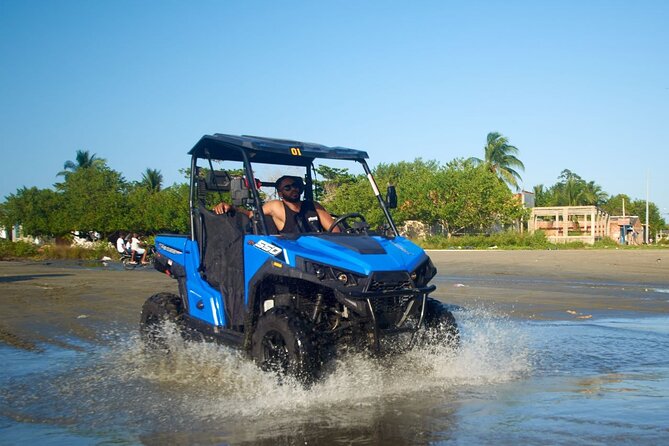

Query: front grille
left=369, top=295, right=413, bottom=329
left=367, top=271, right=413, bottom=293
left=372, top=295, right=405, bottom=314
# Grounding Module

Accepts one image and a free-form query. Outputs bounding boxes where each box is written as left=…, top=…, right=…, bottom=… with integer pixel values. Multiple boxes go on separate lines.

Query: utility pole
left=645, top=172, right=650, bottom=244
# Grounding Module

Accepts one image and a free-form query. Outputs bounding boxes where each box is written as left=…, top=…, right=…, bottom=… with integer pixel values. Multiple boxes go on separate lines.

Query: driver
left=213, top=175, right=338, bottom=234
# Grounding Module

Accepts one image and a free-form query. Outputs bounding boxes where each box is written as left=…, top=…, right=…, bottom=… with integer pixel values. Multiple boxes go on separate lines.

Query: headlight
left=302, top=260, right=360, bottom=287
left=337, top=272, right=349, bottom=284
left=411, top=258, right=437, bottom=287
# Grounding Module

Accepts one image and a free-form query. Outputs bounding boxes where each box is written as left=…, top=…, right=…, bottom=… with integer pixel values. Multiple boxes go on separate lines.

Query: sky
left=1, top=0, right=668, bottom=217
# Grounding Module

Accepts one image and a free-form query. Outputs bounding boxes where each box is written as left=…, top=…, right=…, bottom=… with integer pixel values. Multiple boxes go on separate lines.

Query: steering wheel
left=328, top=213, right=368, bottom=233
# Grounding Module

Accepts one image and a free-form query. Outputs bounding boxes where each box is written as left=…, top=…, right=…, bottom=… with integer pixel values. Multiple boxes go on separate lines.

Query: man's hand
left=213, top=202, right=233, bottom=215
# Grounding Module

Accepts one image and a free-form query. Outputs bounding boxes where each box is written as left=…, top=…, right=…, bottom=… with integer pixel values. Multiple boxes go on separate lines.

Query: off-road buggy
left=141, top=134, right=458, bottom=382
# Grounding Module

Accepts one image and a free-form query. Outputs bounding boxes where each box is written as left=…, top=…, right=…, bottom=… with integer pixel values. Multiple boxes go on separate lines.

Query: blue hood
left=276, top=235, right=428, bottom=276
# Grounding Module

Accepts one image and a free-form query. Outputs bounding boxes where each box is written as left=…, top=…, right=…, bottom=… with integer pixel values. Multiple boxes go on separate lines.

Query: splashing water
left=110, top=306, right=531, bottom=418
left=0, top=306, right=532, bottom=444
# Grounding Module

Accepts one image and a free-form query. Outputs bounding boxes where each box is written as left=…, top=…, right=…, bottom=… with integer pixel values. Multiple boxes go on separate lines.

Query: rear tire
left=251, top=307, right=319, bottom=385
left=139, top=292, right=184, bottom=348
left=419, top=297, right=460, bottom=348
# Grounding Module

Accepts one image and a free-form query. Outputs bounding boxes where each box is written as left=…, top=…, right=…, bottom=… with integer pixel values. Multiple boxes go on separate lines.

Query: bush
left=0, top=239, right=39, bottom=259
left=39, top=242, right=116, bottom=260
left=593, top=238, right=619, bottom=248
left=0, top=240, right=116, bottom=260
left=420, top=231, right=552, bottom=250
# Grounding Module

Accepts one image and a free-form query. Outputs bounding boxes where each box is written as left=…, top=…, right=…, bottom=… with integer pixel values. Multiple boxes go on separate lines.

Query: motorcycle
left=120, top=246, right=155, bottom=270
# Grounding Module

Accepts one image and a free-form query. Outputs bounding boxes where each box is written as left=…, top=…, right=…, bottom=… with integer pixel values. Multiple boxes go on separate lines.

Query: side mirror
left=230, top=178, right=251, bottom=206
left=386, top=185, right=397, bottom=209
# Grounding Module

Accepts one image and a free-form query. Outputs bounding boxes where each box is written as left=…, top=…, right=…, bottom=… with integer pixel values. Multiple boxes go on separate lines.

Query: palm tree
left=468, top=132, right=525, bottom=191
left=141, top=168, right=163, bottom=192
left=58, top=150, right=105, bottom=176
left=558, top=169, right=583, bottom=205
left=533, top=184, right=550, bottom=206
left=582, top=181, right=608, bottom=206
left=554, top=170, right=608, bottom=206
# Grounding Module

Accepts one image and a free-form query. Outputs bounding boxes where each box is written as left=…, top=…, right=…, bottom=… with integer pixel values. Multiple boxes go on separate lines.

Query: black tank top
left=281, top=201, right=323, bottom=233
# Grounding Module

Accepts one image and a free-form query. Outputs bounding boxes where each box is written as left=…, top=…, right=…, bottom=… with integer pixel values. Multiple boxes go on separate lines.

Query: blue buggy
left=141, top=134, right=458, bottom=382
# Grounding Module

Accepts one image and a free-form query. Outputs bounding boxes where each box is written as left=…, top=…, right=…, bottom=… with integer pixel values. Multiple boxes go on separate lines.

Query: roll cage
left=187, top=134, right=399, bottom=238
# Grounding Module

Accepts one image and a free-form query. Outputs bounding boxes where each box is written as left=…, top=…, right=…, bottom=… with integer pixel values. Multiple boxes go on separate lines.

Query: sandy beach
left=1, top=249, right=668, bottom=349
left=428, top=249, right=669, bottom=320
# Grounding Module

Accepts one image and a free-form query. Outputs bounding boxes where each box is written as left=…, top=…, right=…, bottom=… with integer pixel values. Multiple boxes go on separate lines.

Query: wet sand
left=428, top=249, right=669, bottom=320
left=1, top=249, right=668, bottom=349
left=0, top=261, right=178, bottom=351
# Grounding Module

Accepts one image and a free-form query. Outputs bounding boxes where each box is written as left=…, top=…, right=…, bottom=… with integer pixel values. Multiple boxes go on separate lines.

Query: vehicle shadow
left=0, top=273, right=73, bottom=283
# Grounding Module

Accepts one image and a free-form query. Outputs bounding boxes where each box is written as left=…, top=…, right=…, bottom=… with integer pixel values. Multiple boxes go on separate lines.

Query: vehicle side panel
left=155, top=235, right=226, bottom=327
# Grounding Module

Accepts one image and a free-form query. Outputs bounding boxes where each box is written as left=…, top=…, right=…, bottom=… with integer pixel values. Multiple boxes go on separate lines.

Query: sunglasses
left=281, top=182, right=303, bottom=192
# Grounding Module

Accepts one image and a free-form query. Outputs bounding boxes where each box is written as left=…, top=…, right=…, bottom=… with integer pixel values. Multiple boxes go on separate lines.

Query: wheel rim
left=261, top=330, right=289, bottom=373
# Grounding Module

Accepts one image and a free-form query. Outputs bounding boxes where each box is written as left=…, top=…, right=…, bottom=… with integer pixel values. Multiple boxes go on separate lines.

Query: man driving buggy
left=213, top=175, right=339, bottom=234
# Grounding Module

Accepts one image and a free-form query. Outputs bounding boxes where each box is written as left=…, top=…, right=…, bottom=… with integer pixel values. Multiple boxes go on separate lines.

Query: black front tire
left=139, top=292, right=184, bottom=348
left=251, top=307, right=319, bottom=384
left=420, top=297, right=460, bottom=348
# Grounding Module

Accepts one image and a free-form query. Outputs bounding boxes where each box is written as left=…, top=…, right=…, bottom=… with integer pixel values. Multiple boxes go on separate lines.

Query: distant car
left=141, top=134, right=458, bottom=383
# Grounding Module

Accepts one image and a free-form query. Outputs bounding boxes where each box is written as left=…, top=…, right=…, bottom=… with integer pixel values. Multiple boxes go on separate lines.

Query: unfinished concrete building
left=528, top=206, right=610, bottom=245
left=528, top=206, right=646, bottom=245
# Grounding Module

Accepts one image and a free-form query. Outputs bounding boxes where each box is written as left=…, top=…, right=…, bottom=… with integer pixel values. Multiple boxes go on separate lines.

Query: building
left=514, top=190, right=535, bottom=208
left=608, top=216, right=644, bottom=245
left=528, top=206, right=646, bottom=245
left=528, top=206, right=609, bottom=245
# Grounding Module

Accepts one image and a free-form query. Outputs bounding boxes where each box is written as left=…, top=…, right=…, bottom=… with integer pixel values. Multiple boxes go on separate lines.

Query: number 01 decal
left=290, top=147, right=302, bottom=156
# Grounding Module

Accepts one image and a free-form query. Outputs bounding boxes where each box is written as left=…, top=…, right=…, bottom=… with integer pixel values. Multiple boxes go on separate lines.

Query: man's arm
left=213, top=201, right=282, bottom=222
left=212, top=202, right=253, bottom=218
left=314, top=201, right=339, bottom=232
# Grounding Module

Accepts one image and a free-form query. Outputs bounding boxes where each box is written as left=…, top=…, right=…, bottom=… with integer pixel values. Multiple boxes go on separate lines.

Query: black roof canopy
left=189, top=134, right=369, bottom=167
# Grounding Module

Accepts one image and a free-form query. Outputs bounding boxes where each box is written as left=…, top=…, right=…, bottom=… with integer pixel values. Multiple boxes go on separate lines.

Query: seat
left=196, top=205, right=250, bottom=328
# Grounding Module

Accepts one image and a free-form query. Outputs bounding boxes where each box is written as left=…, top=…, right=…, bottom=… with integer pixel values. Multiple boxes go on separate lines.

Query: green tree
left=323, top=159, right=441, bottom=228
left=313, top=165, right=355, bottom=201
left=603, top=194, right=666, bottom=237
left=1, top=187, right=64, bottom=237
left=57, top=150, right=106, bottom=177
left=57, top=166, right=127, bottom=236
left=323, top=158, right=525, bottom=235
left=582, top=181, right=608, bottom=206
left=533, top=184, right=549, bottom=207
left=140, top=168, right=164, bottom=192
left=375, top=159, right=444, bottom=225
left=538, top=169, right=608, bottom=206
left=468, top=132, right=525, bottom=191
left=601, top=194, right=632, bottom=216
left=557, top=169, right=584, bottom=205
left=124, top=182, right=189, bottom=234
left=432, top=160, right=526, bottom=235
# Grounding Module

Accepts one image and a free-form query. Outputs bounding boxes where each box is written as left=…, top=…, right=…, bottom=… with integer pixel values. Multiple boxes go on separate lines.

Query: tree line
left=0, top=150, right=189, bottom=239
left=534, top=169, right=665, bottom=234
left=1, top=134, right=666, bottom=240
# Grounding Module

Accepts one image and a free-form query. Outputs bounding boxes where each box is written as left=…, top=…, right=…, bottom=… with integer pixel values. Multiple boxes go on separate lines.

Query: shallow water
left=1, top=306, right=668, bottom=445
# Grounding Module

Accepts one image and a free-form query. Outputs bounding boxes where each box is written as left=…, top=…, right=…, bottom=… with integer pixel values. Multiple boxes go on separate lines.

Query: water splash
left=0, top=306, right=532, bottom=444
left=105, top=306, right=531, bottom=419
